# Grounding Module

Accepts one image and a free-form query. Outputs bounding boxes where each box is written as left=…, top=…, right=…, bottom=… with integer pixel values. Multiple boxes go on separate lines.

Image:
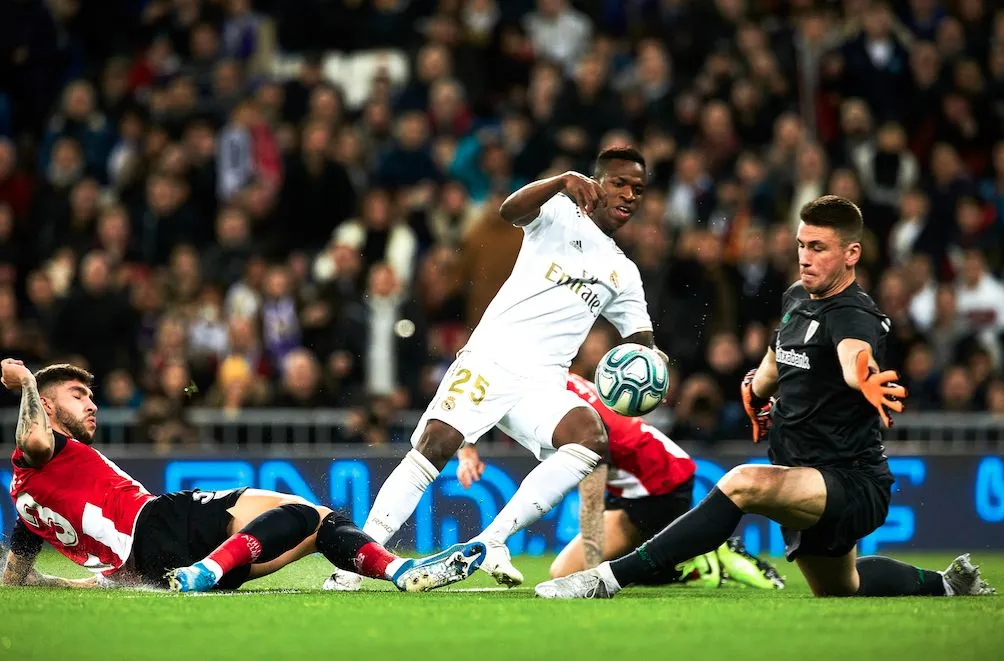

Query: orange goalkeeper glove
left=855, top=351, right=907, bottom=428
left=741, top=369, right=774, bottom=443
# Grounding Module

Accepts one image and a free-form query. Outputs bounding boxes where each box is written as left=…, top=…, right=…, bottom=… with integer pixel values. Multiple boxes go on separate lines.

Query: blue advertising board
left=2, top=454, right=1002, bottom=555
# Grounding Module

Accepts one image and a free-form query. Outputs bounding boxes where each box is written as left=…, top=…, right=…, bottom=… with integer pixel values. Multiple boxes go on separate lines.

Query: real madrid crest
left=441, top=396, right=456, bottom=411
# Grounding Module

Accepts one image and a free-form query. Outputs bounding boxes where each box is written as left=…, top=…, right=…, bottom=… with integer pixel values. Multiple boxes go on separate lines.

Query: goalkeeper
left=537, top=195, right=994, bottom=600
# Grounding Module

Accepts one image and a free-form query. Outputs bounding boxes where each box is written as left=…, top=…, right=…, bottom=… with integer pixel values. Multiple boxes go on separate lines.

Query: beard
left=55, top=408, right=94, bottom=444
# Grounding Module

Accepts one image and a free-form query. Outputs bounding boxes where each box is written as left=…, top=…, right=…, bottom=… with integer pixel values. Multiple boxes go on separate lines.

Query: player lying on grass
left=536, top=195, right=996, bottom=599
left=355, top=147, right=669, bottom=588
left=1, top=360, right=486, bottom=593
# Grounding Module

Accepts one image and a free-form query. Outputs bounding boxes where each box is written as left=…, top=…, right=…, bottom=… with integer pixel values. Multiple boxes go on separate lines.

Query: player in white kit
left=340, top=147, right=666, bottom=589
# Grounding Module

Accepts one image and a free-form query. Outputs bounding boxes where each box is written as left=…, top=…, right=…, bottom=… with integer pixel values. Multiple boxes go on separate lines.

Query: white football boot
left=942, top=554, right=996, bottom=596
left=322, top=569, right=364, bottom=592
left=535, top=564, right=621, bottom=599
left=477, top=539, right=524, bottom=587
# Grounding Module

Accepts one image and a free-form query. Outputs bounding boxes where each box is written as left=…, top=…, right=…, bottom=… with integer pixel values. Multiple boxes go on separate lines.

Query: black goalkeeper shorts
left=781, top=464, right=893, bottom=561
left=604, top=478, right=695, bottom=540
left=130, top=488, right=250, bottom=589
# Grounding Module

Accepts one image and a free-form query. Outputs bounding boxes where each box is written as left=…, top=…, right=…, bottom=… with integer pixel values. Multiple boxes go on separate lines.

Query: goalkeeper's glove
left=740, top=369, right=774, bottom=443
left=855, top=351, right=907, bottom=428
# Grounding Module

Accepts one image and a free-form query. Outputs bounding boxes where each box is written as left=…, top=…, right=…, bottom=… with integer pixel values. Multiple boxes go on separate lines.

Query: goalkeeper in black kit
left=537, top=195, right=996, bottom=599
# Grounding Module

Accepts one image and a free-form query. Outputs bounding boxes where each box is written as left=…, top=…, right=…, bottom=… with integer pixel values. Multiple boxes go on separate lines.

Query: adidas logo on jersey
left=776, top=345, right=811, bottom=370
left=569, top=240, right=583, bottom=252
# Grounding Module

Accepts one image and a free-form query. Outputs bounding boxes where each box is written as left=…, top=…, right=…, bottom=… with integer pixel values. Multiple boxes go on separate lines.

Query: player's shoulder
left=781, top=281, right=809, bottom=308
left=824, top=282, right=885, bottom=316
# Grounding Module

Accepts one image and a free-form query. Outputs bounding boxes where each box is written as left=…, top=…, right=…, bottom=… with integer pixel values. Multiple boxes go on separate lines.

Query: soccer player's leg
left=791, top=468, right=995, bottom=597
left=549, top=509, right=643, bottom=578
left=473, top=388, right=604, bottom=586
left=361, top=353, right=515, bottom=547
left=166, top=489, right=324, bottom=592
left=536, top=464, right=820, bottom=598
left=167, top=489, right=486, bottom=593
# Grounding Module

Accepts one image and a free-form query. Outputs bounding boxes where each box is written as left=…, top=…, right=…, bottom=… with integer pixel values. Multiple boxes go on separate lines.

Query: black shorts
left=130, top=488, right=249, bottom=588
left=605, top=478, right=694, bottom=540
left=781, top=464, right=893, bottom=561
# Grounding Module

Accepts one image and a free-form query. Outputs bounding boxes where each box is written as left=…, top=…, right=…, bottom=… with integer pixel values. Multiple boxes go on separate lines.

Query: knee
left=718, top=465, right=769, bottom=510
left=415, top=420, right=463, bottom=469
left=561, top=414, right=608, bottom=456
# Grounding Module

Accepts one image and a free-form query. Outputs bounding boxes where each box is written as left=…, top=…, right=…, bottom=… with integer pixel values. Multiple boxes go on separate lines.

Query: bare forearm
left=2, top=551, right=98, bottom=589
left=499, top=174, right=567, bottom=225
left=15, top=376, right=54, bottom=464
left=578, top=464, right=609, bottom=569
left=752, top=348, right=778, bottom=398
left=2, top=551, right=34, bottom=586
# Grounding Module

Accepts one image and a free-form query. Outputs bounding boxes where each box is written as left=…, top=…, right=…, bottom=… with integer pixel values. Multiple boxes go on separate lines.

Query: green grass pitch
left=1, top=551, right=1001, bottom=661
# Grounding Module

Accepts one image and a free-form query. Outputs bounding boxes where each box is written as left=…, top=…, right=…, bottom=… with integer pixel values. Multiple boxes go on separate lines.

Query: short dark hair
left=799, top=195, right=863, bottom=244
left=594, top=146, right=646, bottom=177
left=34, top=364, right=94, bottom=394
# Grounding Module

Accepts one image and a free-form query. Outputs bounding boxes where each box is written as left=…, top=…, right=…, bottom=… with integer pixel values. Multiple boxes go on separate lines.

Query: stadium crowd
left=0, top=0, right=1003, bottom=449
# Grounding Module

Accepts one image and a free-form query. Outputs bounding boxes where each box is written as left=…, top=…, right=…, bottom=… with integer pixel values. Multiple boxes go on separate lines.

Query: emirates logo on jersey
left=543, top=261, right=603, bottom=315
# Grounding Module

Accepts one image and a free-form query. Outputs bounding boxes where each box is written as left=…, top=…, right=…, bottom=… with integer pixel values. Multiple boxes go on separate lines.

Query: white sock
left=362, top=449, right=440, bottom=545
left=941, top=573, right=955, bottom=596
left=199, top=558, right=224, bottom=583
left=477, top=444, right=600, bottom=545
left=596, top=561, right=621, bottom=592
left=385, top=558, right=407, bottom=579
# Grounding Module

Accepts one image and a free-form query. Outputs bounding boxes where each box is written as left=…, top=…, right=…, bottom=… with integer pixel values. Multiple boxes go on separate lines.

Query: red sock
left=353, top=542, right=396, bottom=579
left=204, top=533, right=263, bottom=575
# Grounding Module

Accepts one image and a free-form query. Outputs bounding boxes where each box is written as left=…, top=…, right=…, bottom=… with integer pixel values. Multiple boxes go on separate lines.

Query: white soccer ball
left=594, top=343, right=670, bottom=417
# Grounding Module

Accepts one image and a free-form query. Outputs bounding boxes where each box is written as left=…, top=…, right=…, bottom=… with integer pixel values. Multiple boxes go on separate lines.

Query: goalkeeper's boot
left=166, top=561, right=218, bottom=593
left=392, top=541, right=487, bottom=592
left=536, top=564, right=620, bottom=600
left=717, top=537, right=785, bottom=589
left=322, top=569, right=364, bottom=591
left=476, top=539, right=524, bottom=587
left=676, top=551, right=722, bottom=588
left=942, top=554, right=996, bottom=596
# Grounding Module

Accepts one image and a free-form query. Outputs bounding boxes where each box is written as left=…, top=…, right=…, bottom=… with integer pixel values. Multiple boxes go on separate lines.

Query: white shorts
left=411, top=351, right=589, bottom=460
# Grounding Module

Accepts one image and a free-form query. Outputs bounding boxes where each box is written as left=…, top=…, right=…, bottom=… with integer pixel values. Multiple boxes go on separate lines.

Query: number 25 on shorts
left=448, top=368, right=489, bottom=405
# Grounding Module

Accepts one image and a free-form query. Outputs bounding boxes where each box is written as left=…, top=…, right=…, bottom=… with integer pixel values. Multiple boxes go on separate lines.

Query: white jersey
left=463, top=194, right=652, bottom=372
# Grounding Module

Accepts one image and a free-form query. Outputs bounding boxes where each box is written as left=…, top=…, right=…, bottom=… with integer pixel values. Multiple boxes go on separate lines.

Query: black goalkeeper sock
left=855, top=556, right=946, bottom=596
left=610, top=487, right=743, bottom=587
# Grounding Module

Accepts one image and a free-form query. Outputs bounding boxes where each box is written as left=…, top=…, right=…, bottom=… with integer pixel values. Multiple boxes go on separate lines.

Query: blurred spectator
left=524, top=0, right=592, bottom=74
left=52, top=251, right=138, bottom=384
left=938, top=363, right=976, bottom=411
left=902, top=341, right=940, bottom=411
left=334, top=188, right=418, bottom=288
left=202, top=206, right=254, bottom=288
left=0, top=138, right=32, bottom=221
left=102, top=368, right=143, bottom=409
left=339, top=263, right=427, bottom=405
left=375, top=111, right=442, bottom=189
left=260, top=263, right=302, bottom=366
left=955, top=250, right=1004, bottom=363
left=38, top=81, right=114, bottom=181
left=273, top=348, right=333, bottom=408
left=279, top=121, right=357, bottom=253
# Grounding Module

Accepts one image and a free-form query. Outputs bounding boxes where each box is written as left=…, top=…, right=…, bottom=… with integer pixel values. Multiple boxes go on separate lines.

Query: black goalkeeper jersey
left=768, top=281, right=892, bottom=470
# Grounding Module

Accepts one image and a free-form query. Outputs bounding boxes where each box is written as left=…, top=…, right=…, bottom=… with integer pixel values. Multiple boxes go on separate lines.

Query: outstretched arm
left=2, top=552, right=99, bottom=589
left=577, top=464, right=609, bottom=569
left=837, top=340, right=906, bottom=427
left=2, top=359, right=55, bottom=467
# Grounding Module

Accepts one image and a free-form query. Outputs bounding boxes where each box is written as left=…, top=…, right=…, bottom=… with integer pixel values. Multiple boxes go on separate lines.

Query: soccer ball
left=594, top=343, right=669, bottom=417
